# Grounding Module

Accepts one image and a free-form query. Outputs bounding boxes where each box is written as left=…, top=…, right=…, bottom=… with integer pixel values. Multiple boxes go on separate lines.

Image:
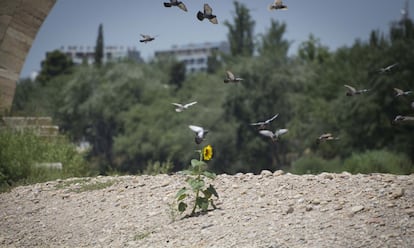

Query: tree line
left=11, top=3, right=414, bottom=175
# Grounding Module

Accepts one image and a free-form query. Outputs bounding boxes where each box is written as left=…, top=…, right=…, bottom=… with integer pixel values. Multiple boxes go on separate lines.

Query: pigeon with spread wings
left=189, top=125, right=208, bottom=144
left=139, top=34, right=156, bottom=43
left=171, top=101, right=197, bottom=112
left=250, top=114, right=279, bottom=129
left=259, top=128, right=288, bottom=142
left=163, top=0, right=187, bottom=12
left=344, top=84, right=370, bottom=96
left=379, top=63, right=398, bottom=73
left=197, top=4, right=218, bottom=24
left=394, top=88, right=412, bottom=97
left=269, top=0, right=288, bottom=10
left=224, top=70, right=243, bottom=83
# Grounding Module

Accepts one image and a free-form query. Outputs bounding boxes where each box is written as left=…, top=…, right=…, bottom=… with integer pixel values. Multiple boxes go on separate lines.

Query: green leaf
left=187, top=178, right=205, bottom=192
left=175, top=187, right=187, bottom=198
left=202, top=171, right=216, bottom=179
left=191, top=159, right=206, bottom=170
left=206, top=184, right=219, bottom=198
left=180, top=170, right=194, bottom=175
left=178, top=202, right=187, bottom=212
left=177, top=193, right=187, bottom=202
left=202, top=189, right=212, bottom=199
left=196, top=197, right=209, bottom=211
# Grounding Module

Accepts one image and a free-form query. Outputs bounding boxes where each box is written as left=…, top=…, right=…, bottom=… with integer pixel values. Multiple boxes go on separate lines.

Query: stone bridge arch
left=0, top=0, right=56, bottom=114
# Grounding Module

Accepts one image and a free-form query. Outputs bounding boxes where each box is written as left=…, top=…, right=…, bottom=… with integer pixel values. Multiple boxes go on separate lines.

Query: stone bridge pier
left=0, top=0, right=56, bottom=114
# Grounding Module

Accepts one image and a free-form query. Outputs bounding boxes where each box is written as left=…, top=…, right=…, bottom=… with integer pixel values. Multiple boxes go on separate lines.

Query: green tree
left=223, top=1, right=255, bottom=57
left=169, top=61, right=186, bottom=89
left=36, top=50, right=73, bottom=84
left=94, top=24, right=104, bottom=66
left=258, top=19, right=290, bottom=58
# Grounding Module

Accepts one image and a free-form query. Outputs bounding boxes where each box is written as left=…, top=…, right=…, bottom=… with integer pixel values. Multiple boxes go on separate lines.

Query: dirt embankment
left=1, top=171, right=413, bottom=247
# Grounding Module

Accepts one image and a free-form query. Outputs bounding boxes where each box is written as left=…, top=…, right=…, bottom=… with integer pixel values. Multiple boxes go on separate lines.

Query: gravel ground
left=0, top=171, right=413, bottom=248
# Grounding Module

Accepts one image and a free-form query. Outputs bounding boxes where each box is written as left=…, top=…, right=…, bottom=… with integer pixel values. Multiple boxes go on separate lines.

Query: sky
left=20, top=0, right=412, bottom=78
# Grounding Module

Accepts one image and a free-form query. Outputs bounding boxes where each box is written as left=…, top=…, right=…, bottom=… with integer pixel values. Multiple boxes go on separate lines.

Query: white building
left=155, top=41, right=230, bottom=73
left=57, top=45, right=142, bottom=64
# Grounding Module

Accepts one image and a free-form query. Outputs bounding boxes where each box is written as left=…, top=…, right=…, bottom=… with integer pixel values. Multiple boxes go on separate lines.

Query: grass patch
left=55, top=178, right=117, bottom=193
left=133, top=231, right=152, bottom=241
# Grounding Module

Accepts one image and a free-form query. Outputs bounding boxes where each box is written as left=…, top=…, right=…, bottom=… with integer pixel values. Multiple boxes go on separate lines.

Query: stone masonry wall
left=0, top=0, right=56, bottom=114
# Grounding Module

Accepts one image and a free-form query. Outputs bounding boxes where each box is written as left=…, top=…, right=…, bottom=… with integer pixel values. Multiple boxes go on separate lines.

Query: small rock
left=273, top=170, right=285, bottom=176
left=404, top=209, right=414, bottom=217
left=351, top=205, right=364, bottom=214
left=320, top=172, right=334, bottom=180
left=312, top=199, right=321, bottom=205
left=305, top=205, right=313, bottom=211
left=260, top=170, right=273, bottom=177
left=333, top=205, right=343, bottom=211
left=390, top=188, right=404, bottom=199
left=62, top=194, right=70, bottom=199
left=286, top=207, right=294, bottom=214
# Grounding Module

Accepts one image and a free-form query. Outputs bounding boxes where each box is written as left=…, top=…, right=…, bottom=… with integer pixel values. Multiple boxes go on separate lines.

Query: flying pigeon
left=316, top=133, right=339, bottom=144
left=163, top=0, right=187, bottom=12
left=139, top=34, right=156, bottom=43
left=250, top=114, right=279, bottom=129
left=171, top=101, right=197, bottom=112
left=189, top=125, right=208, bottom=144
left=393, top=115, right=414, bottom=124
left=379, top=63, right=398, bottom=73
left=197, top=4, right=218, bottom=24
left=269, top=0, right=288, bottom=10
left=259, top=128, right=288, bottom=142
left=344, top=84, right=370, bottom=96
left=394, top=88, right=412, bottom=97
left=224, top=70, right=244, bottom=83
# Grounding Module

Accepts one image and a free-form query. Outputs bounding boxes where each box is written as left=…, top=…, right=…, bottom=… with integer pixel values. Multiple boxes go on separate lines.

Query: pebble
left=260, top=170, right=273, bottom=177
left=351, top=205, right=364, bottom=214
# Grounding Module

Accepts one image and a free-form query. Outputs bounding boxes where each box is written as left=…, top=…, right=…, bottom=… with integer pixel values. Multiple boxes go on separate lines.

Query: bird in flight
left=197, top=4, right=218, bottom=24
left=344, top=84, right=370, bottom=96
left=171, top=101, right=197, bottom=112
left=163, top=0, right=187, bottom=12
left=224, top=70, right=244, bottom=83
left=379, top=63, right=398, bottom=73
left=139, top=34, right=156, bottom=43
left=250, top=114, right=279, bottom=129
left=269, top=0, right=288, bottom=10
left=259, top=128, right=288, bottom=142
left=393, top=115, right=414, bottom=124
left=316, top=133, right=339, bottom=144
left=393, top=88, right=412, bottom=97
left=189, top=125, right=208, bottom=144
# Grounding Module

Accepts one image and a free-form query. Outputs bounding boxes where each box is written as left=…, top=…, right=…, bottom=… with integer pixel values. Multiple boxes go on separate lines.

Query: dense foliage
left=10, top=9, right=414, bottom=175
left=0, top=130, right=91, bottom=191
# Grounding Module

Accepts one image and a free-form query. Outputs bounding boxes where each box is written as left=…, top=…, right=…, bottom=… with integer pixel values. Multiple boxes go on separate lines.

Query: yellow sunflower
left=202, top=145, right=213, bottom=161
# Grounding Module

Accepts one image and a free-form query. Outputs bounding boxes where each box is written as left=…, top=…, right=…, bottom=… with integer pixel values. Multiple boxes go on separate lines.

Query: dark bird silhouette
left=189, top=125, right=208, bottom=144
left=163, top=0, right=187, bottom=12
left=269, top=0, right=288, bottom=10
left=139, top=34, right=156, bottom=43
left=224, top=70, right=243, bottom=83
left=394, top=88, right=412, bottom=97
left=379, top=63, right=398, bottom=73
left=344, top=84, right=370, bottom=96
left=250, top=114, right=279, bottom=129
left=197, top=4, right=218, bottom=24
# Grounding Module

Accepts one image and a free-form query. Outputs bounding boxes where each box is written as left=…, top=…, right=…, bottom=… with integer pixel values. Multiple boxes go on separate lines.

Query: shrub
left=0, top=130, right=93, bottom=191
left=343, top=150, right=413, bottom=174
left=290, top=155, right=342, bottom=174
